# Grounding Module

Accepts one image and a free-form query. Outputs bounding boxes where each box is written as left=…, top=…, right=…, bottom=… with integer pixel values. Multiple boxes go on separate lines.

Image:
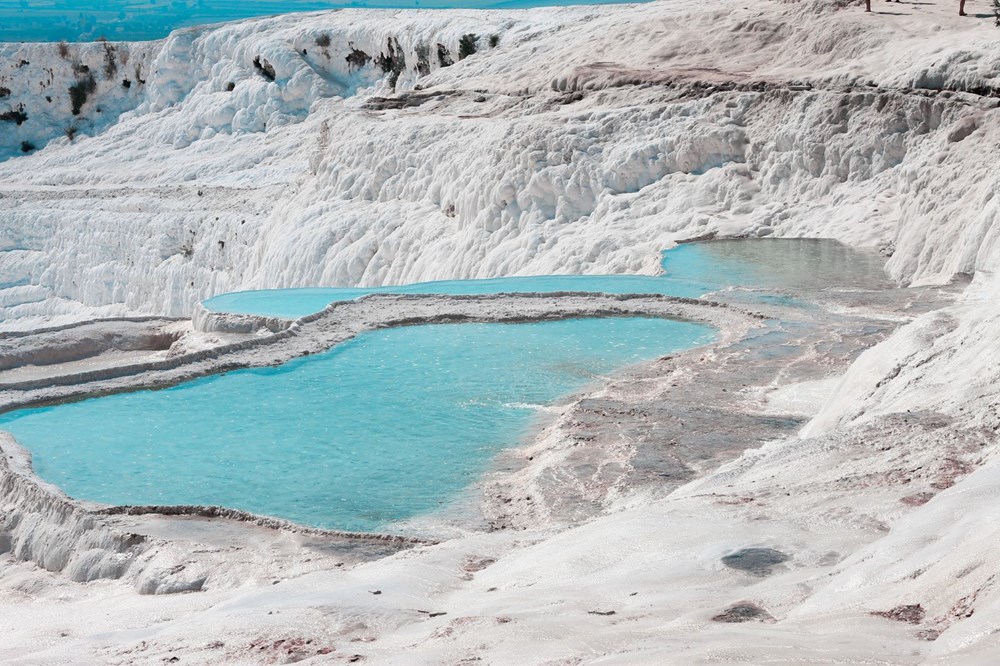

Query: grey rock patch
left=135, top=561, right=209, bottom=595
left=711, top=602, right=774, bottom=623
left=871, top=604, right=926, bottom=624
left=721, top=548, right=790, bottom=576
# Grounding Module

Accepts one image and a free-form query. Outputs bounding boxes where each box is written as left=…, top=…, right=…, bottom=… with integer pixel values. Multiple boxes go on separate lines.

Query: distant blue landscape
left=0, top=0, right=637, bottom=42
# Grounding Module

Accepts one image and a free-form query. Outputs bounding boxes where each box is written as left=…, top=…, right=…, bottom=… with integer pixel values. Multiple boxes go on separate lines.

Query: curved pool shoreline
left=0, top=291, right=761, bottom=586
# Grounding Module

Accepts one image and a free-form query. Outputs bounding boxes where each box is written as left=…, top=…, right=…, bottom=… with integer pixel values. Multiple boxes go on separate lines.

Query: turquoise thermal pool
left=0, top=317, right=714, bottom=532
left=204, top=239, right=894, bottom=319
left=0, top=240, right=891, bottom=532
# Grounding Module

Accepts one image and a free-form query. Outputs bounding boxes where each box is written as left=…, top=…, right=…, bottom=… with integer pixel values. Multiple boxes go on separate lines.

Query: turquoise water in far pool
left=204, top=239, right=893, bottom=319
left=0, top=317, right=714, bottom=532
left=203, top=274, right=712, bottom=320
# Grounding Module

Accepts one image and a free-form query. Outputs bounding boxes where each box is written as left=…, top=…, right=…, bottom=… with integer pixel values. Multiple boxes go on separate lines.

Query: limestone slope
left=1, top=0, right=997, bottom=328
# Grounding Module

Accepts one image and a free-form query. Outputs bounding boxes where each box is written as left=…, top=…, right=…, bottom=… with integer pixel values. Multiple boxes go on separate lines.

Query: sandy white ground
left=2, top=0, right=1000, bottom=663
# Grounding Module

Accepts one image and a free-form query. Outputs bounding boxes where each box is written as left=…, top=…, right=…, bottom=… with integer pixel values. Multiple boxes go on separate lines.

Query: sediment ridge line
left=0, top=292, right=763, bottom=415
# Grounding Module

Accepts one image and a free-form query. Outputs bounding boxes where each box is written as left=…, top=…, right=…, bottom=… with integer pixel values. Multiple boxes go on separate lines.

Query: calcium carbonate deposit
left=2, top=0, right=1000, bottom=663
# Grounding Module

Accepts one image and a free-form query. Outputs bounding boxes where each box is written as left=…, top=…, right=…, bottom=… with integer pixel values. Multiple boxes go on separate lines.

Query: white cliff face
left=0, top=40, right=157, bottom=160
left=1, top=0, right=998, bottom=330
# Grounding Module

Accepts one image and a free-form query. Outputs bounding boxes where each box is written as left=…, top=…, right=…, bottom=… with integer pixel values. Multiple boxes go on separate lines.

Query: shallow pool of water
left=2, top=0, right=642, bottom=43
left=0, top=317, right=713, bottom=531
left=204, top=274, right=712, bottom=320
left=204, top=239, right=892, bottom=319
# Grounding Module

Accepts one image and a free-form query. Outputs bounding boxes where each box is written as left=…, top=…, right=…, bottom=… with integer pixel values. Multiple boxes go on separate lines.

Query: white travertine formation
left=3, top=0, right=1000, bottom=662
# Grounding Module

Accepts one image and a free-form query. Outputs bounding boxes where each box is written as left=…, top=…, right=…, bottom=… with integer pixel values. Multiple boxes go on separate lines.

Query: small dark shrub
left=101, top=40, right=118, bottom=79
left=345, top=46, right=371, bottom=70
left=68, top=73, right=97, bottom=115
left=373, top=37, right=405, bottom=89
left=0, top=107, right=28, bottom=125
left=414, top=43, right=430, bottom=76
left=458, top=34, right=478, bottom=60
left=488, top=34, right=500, bottom=48
left=437, top=43, right=454, bottom=68
left=57, top=41, right=70, bottom=59
left=20, top=141, right=35, bottom=153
